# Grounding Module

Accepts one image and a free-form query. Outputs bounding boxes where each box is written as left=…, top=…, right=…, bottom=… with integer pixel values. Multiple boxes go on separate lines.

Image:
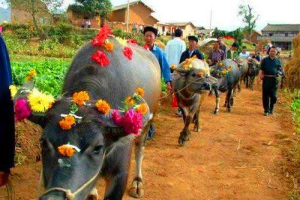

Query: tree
left=69, top=0, right=112, bottom=27
left=238, top=4, right=259, bottom=41
left=4, top=0, right=64, bottom=38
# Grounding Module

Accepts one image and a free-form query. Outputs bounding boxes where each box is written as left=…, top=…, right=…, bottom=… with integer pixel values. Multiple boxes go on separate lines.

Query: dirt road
left=0, top=84, right=293, bottom=200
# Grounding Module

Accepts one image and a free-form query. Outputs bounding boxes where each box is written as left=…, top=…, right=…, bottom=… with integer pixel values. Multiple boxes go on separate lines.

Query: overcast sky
left=3, top=0, right=299, bottom=31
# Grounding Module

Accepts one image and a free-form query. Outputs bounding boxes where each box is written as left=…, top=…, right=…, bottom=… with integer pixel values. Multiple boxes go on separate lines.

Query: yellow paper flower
left=72, top=91, right=90, bottom=106
left=28, top=89, right=55, bottom=113
left=135, top=87, right=145, bottom=97
left=103, top=42, right=114, bottom=52
left=218, top=62, right=223, bottom=67
left=125, top=96, right=135, bottom=106
left=59, top=115, right=76, bottom=130
left=136, top=103, right=148, bottom=115
left=95, top=99, right=111, bottom=114
left=198, top=71, right=204, bottom=77
left=9, top=85, right=17, bottom=99
left=26, top=70, right=37, bottom=81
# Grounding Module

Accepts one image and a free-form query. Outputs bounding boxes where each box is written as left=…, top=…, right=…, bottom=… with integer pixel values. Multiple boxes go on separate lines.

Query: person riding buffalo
left=259, top=46, right=284, bottom=116
left=180, top=35, right=204, bottom=63
left=208, top=41, right=225, bottom=66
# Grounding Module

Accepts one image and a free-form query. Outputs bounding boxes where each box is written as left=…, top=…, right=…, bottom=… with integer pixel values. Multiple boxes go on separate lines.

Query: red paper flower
left=91, top=50, right=110, bottom=67
left=91, top=25, right=112, bottom=47
left=123, top=47, right=133, bottom=60
left=143, top=44, right=149, bottom=50
left=127, top=39, right=138, bottom=45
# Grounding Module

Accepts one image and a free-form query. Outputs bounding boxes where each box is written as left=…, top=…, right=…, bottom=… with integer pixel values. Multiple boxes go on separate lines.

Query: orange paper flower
left=136, top=103, right=148, bottom=115
left=95, top=99, right=111, bottom=114
left=103, top=42, right=114, bottom=52
left=135, top=87, right=145, bottom=97
left=59, top=115, right=76, bottom=130
left=58, top=145, right=76, bottom=157
left=170, top=64, right=176, bottom=70
left=26, top=70, right=37, bottom=81
left=125, top=96, right=135, bottom=106
left=72, top=91, right=90, bottom=106
left=198, top=71, right=204, bottom=77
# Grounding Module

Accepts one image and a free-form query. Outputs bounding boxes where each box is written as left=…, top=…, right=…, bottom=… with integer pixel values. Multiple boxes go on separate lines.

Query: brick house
left=10, top=0, right=52, bottom=25
left=243, top=29, right=262, bottom=44
left=258, top=24, right=300, bottom=50
left=67, top=0, right=159, bottom=30
left=157, top=22, right=196, bottom=38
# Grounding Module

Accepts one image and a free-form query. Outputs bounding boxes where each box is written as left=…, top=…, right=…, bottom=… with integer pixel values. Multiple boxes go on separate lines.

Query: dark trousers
left=262, top=78, right=278, bottom=113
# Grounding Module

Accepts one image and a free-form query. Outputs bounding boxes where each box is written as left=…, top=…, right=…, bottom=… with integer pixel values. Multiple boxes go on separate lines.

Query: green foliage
left=69, top=0, right=112, bottom=18
left=113, top=28, right=144, bottom=45
left=291, top=97, right=300, bottom=133
left=11, top=59, right=70, bottom=97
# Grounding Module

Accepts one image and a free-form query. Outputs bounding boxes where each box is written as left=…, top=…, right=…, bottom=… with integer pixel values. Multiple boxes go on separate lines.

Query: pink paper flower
left=123, top=109, right=143, bottom=136
left=15, top=98, right=31, bottom=121
left=123, top=47, right=133, bottom=60
left=91, top=50, right=110, bottom=67
left=111, top=109, right=123, bottom=126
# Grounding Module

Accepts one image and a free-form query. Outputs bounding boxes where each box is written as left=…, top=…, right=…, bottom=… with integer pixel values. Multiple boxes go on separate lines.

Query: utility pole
left=209, top=10, right=212, bottom=30
left=126, top=0, right=130, bottom=32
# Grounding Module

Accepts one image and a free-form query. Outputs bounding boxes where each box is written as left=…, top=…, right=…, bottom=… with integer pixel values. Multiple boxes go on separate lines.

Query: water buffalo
left=210, top=59, right=241, bottom=113
left=172, top=59, right=213, bottom=146
left=26, top=37, right=161, bottom=199
left=235, top=57, right=249, bottom=92
left=245, top=58, right=260, bottom=90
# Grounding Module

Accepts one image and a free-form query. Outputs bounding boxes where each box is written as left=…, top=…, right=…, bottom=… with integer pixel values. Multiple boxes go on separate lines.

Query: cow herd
left=20, top=37, right=260, bottom=200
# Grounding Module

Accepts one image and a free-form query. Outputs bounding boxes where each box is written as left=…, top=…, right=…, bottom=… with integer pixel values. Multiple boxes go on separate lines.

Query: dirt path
left=0, top=84, right=294, bottom=200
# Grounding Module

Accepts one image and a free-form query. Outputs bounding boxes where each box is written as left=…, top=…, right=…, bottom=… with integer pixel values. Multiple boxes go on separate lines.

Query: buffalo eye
left=191, top=73, right=197, bottom=77
left=92, top=145, right=103, bottom=154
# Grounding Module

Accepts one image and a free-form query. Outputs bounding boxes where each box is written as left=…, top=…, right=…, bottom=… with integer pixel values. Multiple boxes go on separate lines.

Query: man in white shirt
left=239, top=46, right=250, bottom=59
left=165, top=29, right=186, bottom=72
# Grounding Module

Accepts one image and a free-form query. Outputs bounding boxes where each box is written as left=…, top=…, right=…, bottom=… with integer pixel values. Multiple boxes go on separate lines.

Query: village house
left=67, top=0, right=159, bottom=30
left=258, top=24, right=300, bottom=50
left=243, top=29, right=262, bottom=44
left=156, top=22, right=196, bottom=38
left=10, top=0, right=52, bottom=25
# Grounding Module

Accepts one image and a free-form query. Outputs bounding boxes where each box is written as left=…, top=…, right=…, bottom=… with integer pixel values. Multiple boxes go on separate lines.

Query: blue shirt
left=151, top=45, right=172, bottom=83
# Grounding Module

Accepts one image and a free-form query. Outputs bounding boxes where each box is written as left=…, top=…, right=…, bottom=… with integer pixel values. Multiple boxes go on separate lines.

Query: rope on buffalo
left=159, top=77, right=210, bottom=100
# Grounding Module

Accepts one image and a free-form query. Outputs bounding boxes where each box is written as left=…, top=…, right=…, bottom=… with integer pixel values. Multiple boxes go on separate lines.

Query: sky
left=2, top=0, right=299, bottom=31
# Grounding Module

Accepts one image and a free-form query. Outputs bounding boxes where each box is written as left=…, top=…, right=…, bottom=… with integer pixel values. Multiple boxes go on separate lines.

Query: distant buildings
left=156, top=22, right=196, bottom=38
left=258, top=24, right=300, bottom=50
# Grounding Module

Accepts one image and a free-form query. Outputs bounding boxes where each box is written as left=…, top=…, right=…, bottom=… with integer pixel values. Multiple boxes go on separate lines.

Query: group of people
left=142, top=26, right=284, bottom=118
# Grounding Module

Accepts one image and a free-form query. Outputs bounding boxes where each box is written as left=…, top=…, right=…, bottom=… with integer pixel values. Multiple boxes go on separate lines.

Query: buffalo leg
left=227, top=89, right=233, bottom=112
left=179, top=113, right=192, bottom=146
left=214, top=89, right=220, bottom=115
left=129, top=126, right=149, bottom=198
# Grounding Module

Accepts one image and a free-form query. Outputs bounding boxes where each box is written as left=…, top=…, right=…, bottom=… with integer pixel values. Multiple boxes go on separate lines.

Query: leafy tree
left=238, top=4, right=259, bottom=41
left=69, top=0, right=112, bottom=27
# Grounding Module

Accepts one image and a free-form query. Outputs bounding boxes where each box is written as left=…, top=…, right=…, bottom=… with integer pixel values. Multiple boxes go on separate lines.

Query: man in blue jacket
left=0, top=32, right=15, bottom=186
left=144, top=26, right=172, bottom=140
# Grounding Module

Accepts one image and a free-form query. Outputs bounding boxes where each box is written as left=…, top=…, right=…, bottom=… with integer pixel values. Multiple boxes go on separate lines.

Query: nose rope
left=41, top=150, right=106, bottom=200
